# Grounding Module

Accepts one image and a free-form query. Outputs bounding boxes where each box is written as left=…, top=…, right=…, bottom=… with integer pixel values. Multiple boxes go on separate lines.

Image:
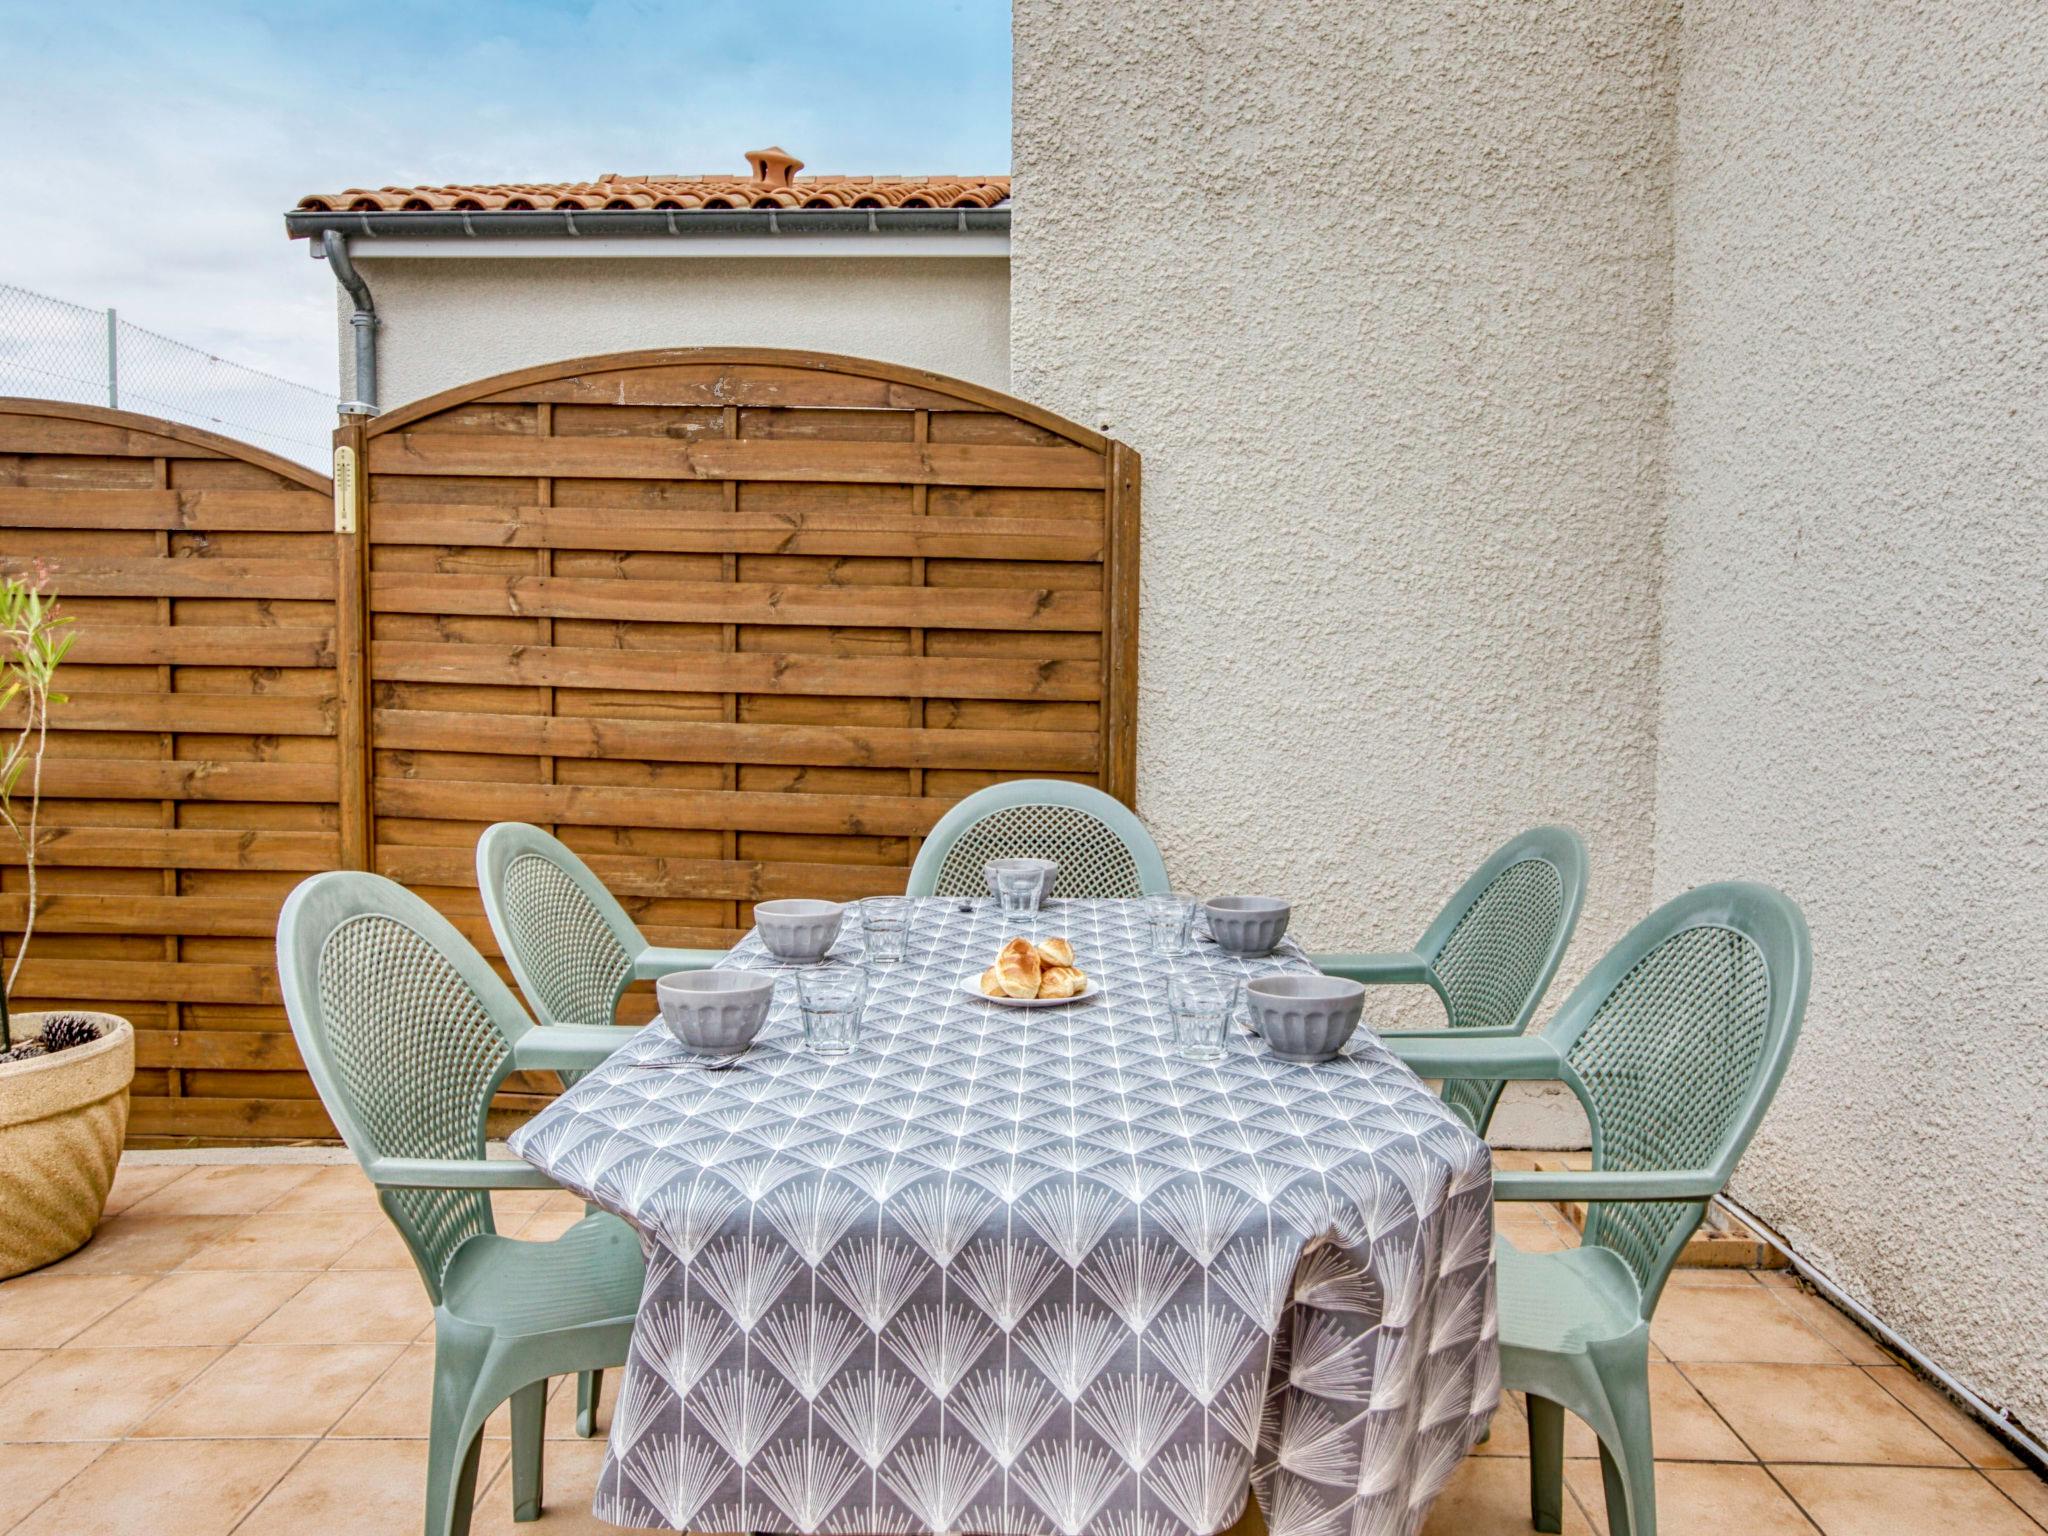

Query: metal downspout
left=320, top=231, right=377, bottom=415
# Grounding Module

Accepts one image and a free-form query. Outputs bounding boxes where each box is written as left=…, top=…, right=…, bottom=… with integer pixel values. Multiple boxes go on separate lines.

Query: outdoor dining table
left=508, top=897, right=1500, bottom=1536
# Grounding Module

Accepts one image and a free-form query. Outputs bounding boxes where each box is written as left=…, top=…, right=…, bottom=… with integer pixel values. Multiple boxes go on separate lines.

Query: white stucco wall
left=1659, top=3, right=2048, bottom=1430
left=1011, top=0, right=1677, bottom=1143
left=338, top=254, right=1010, bottom=406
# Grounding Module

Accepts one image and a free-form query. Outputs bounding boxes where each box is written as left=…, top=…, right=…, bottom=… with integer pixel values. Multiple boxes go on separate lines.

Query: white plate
left=960, top=972, right=1102, bottom=1007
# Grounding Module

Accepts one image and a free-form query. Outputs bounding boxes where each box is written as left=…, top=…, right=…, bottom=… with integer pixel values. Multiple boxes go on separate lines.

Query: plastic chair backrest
left=477, top=822, right=643, bottom=1028
left=906, top=779, right=1171, bottom=898
left=1414, top=826, right=1588, bottom=1128
left=277, top=870, right=538, bottom=1301
left=1543, top=881, right=1810, bottom=1314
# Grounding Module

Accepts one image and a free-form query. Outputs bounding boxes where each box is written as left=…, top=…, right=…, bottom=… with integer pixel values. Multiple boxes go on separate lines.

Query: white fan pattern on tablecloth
left=510, top=899, right=1497, bottom=1536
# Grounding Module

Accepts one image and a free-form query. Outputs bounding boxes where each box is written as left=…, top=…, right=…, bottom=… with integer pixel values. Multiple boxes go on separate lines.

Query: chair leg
left=424, top=1399, right=486, bottom=1536
left=510, top=1380, right=547, bottom=1522
left=1527, top=1394, right=1566, bottom=1534
left=1594, top=1398, right=1658, bottom=1536
left=576, top=1369, right=604, bottom=1437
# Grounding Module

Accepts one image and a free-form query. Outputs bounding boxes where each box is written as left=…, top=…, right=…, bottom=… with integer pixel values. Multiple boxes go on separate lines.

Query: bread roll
left=996, top=936, right=1043, bottom=998
left=1037, top=966, right=1082, bottom=999
left=1034, top=937, right=1075, bottom=968
left=979, top=967, right=1006, bottom=998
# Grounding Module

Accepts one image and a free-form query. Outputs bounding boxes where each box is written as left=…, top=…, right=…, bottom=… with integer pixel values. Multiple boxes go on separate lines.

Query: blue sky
left=0, top=0, right=1011, bottom=389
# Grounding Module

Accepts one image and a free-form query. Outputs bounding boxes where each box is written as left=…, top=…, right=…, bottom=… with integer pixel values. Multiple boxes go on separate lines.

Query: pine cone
left=35, top=1014, right=102, bottom=1055
left=1, top=1039, right=48, bottom=1063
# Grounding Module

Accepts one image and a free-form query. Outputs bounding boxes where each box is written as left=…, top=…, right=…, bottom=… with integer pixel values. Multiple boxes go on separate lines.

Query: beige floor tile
left=132, top=1339, right=403, bottom=1438
left=1754, top=1272, right=1892, bottom=1365
left=177, top=1210, right=384, bottom=1271
left=101, top=1162, right=189, bottom=1216
left=1986, top=1468, right=2048, bottom=1529
left=491, top=1188, right=552, bottom=1220
left=1562, top=1363, right=1752, bottom=1461
left=0, top=1344, right=220, bottom=1440
left=0, top=1442, right=110, bottom=1531
left=69, top=1268, right=311, bottom=1347
left=8, top=1436, right=305, bottom=1536
left=245, top=1269, right=433, bottom=1345
left=1471, top=1396, right=1531, bottom=1457
left=263, top=1164, right=382, bottom=1214
left=1652, top=1284, right=1846, bottom=1364
left=330, top=1219, right=417, bottom=1271
left=235, top=1436, right=435, bottom=1536
left=1862, top=1365, right=2025, bottom=1471
left=121, top=1163, right=319, bottom=1217
left=39, top=1213, right=242, bottom=1275
left=544, top=1366, right=611, bottom=1439
left=1774, top=1464, right=2043, bottom=1536
left=511, top=1209, right=586, bottom=1243
left=0, top=1347, right=45, bottom=1389
left=330, top=1341, right=521, bottom=1441
left=1563, top=1459, right=1817, bottom=1535
left=1420, top=1454, right=1595, bottom=1534
left=0, top=1272, right=152, bottom=1347
left=1663, top=1267, right=1768, bottom=1290
left=1687, top=1363, right=1964, bottom=1466
left=474, top=1436, right=614, bottom=1533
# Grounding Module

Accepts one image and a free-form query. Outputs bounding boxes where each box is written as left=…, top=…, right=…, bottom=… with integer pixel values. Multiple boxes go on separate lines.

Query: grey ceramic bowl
left=656, top=970, right=776, bottom=1053
left=984, top=858, right=1058, bottom=903
left=1244, top=975, right=1367, bottom=1063
left=1204, top=895, right=1293, bottom=956
left=754, top=899, right=845, bottom=961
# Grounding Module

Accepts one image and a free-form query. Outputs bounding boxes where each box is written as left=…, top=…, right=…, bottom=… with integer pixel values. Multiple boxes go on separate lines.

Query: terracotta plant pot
left=0, top=1011, right=134, bottom=1278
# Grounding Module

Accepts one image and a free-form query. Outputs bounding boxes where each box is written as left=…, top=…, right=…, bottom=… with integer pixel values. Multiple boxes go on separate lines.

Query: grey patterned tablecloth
left=509, top=898, right=1498, bottom=1536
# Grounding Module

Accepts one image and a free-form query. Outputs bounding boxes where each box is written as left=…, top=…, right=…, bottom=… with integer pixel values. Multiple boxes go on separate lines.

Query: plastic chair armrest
left=632, top=945, right=728, bottom=981
left=364, top=1157, right=560, bottom=1192
left=1384, top=1033, right=1566, bottom=1081
left=1309, top=950, right=1433, bottom=985
left=1492, top=1169, right=1723, bottom=1203
left=511, top=1025, right=638, bottom=1072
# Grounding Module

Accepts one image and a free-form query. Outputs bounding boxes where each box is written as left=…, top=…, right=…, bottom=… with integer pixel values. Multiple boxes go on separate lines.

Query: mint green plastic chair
left=1312, top=825, right=1588, bottom=1133
left=477, top=821, right=725, bottom=1030
left=1392, top=881, right=1810, bottom=1536
left=905, top=778, right=1171, bottom=897
left=474, top=821, right=723, bottom=1434
left=277, top=870, right=641, bottom=1535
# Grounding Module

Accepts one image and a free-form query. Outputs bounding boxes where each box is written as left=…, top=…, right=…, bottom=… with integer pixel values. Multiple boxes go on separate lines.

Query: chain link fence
left=0, top=281, right=334, bottom=468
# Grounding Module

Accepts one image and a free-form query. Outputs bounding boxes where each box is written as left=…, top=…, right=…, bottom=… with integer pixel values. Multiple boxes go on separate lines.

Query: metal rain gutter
left=286, top=206, right=1010, bottom=243
left=318, top=230, right=377, bottom=416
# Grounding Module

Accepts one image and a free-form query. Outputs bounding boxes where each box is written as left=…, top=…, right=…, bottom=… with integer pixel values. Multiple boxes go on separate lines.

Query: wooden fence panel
left=0, top=352, right=1138, bottom=1142
left=360, top=350, right=1137, bottom=1017
left=0, top=399, right=344, bottom=1145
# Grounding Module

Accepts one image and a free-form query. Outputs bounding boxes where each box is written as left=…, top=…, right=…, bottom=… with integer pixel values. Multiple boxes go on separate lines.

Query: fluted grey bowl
left=656, top=970, right=776, bottom=1053
left=984, top=858, right=1058, bottom=903
left=754, top=899, right=845, bottom=961
left=1244, top=975, right=1367, bottom=1063
left=1204, top=895, right=1292, bottom=956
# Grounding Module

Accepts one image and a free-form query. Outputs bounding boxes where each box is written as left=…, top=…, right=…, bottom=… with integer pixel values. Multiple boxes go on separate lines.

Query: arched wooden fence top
left=0, top=399, right=341, bottom=1142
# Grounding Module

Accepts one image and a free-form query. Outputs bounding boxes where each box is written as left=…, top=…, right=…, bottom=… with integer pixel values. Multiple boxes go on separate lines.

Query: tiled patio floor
left=0, top=1158, right=2041, bottom=1536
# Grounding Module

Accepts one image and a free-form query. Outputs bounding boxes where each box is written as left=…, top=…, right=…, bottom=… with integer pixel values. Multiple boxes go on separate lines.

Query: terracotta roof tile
left=295, top=146, right=1009, bottom=216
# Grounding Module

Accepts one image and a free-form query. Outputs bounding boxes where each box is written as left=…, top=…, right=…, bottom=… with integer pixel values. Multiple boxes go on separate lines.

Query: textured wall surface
left=1012, top=0, right=1677, bottom=1139
left=1661, top=3, right=2047, bottom=1429
left=340, top=255, right=1010, bottom=405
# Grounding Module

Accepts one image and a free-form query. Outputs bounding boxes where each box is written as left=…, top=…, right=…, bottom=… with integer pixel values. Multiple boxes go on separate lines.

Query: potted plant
left=0, top=570, right=134, bottom=1278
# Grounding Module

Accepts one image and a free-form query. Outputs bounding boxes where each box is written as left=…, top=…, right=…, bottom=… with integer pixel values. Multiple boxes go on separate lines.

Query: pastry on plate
left=1034, top=937, right=1075, bottom=968
left=979, top=966, right=1006, bottom=998
left=995, top=936, right=1043, bottom=998
left=1036, top=965, right=1085, bottom=999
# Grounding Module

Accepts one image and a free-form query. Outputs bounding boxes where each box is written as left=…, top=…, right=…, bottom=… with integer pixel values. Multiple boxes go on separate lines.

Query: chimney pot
left=745, top=146, right=804, bottom=187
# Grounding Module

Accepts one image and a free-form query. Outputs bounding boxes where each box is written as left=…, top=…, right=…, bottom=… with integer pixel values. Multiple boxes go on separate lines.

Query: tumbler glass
left=797, top=966, right=866, bottom=1056
left=1146, top=892, right=1197, bottom=956
left=1169, top=973, right=1232, bottom=1061
left=862, top=897, right=909, bottom=966
left=996, top=867, right=1045, bottom=932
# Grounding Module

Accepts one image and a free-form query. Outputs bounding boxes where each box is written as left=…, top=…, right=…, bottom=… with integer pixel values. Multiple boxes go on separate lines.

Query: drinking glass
left=1146, top=892, right=1197, bottom=956
left=1169, top=974, right=1232, bottom=1061
left=996, top=867, right=1045, bottom=932
left=797, top=966, right=866, bottom=1056
left=862, top=897, right=909, bottom=966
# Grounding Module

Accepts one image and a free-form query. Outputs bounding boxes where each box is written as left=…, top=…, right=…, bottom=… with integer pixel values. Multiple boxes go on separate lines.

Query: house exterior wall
left=1011, top=0, right=1679, bottom=1143
left=337, top=254, right=1010, bottom=406
left=1659, top=2, right=2048, bottom=1429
